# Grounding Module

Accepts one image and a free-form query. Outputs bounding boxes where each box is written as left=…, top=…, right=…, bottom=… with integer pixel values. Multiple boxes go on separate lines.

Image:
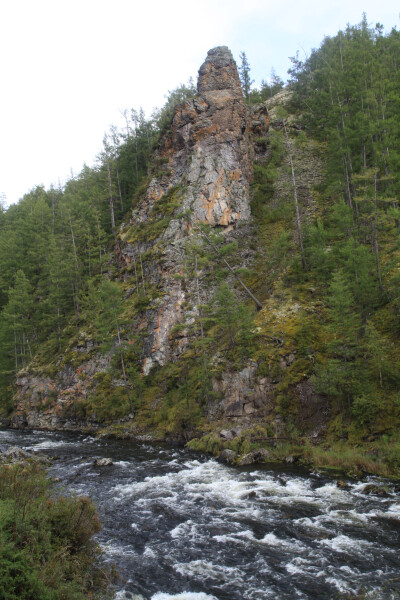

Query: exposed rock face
left=118, top=46, right=259, bottom=374
left=184, top=45, right=253, bottom=227
left=131, top=46, right=253, bottom=237
left=209, top=361, right=274, bottom=420
left=197, top=46, right=243, bottom=96
left=11, top=334, right=112, bottom=431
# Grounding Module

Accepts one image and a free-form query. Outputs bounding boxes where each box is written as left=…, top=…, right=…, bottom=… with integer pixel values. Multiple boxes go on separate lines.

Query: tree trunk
left=283, top=120, right=306, bottom=270
left=106, top=161, right=116, bottom=234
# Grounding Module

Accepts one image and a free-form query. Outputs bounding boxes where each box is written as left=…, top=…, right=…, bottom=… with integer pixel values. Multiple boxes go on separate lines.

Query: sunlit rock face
left=119, top=46, right=259, bottom=374
left=156, top=45, right=253, bottom=229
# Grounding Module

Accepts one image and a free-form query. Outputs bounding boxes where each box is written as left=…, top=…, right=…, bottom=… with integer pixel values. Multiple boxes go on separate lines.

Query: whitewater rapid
left=1, top=428, right=399, bottom=600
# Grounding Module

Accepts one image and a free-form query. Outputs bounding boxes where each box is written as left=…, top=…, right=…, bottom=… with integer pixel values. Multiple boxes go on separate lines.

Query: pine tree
left=238, top=51, right=254, bottom=102
left=3, top=271, right=34, bottom=372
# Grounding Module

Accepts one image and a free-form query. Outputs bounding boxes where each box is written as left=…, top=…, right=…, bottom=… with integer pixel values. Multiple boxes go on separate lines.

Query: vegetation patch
left=0, top=462, right=113, bottom=599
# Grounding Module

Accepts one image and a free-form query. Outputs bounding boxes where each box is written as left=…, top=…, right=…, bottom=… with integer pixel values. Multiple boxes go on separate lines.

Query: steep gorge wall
left=117, top=46, right=266, bottom=375
left=11, top=47, right=325, bottom=439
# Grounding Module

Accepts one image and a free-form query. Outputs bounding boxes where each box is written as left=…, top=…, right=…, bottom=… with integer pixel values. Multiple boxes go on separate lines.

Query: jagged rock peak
left=197, top=46, right=242, bottom=97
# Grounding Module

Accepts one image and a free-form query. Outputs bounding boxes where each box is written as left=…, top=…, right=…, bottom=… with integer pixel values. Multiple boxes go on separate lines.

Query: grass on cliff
left=0, top=462, right=113, bottom=599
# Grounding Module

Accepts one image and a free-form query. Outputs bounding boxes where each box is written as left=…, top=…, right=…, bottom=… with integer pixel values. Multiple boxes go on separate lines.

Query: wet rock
left=0, top=446, right=51, bottom=465
left=219, top=449, right=237, bottom=464
left=237, top=453, right=254, bottom=466
left=237, top=448, right=270, bottom=466
left=362, top=484, right=392, bottom=497
left=336, top=480, right=350, bottom=490
left=3, top=446, right=28, bottom=460
left=93, top=457, right=113, bottom=467
left=245, top=490, right=257, bottom=499
left=285, top=455, right=295, bottom=464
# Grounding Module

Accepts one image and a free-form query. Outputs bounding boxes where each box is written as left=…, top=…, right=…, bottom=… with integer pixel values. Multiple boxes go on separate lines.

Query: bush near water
left=0, top=461, right=112, bottom=599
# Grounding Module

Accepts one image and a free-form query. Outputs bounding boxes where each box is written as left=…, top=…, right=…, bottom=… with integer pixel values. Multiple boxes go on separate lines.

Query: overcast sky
left=1, top=0, right=399, bottom=207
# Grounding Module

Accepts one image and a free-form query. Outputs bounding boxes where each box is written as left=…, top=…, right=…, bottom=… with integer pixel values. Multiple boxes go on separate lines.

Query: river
left=0, top=428, right=399, bottom=600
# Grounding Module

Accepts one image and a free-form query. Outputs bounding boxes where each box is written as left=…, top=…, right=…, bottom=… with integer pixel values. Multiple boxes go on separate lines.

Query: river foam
left=1, top=428, right=399, bottom=600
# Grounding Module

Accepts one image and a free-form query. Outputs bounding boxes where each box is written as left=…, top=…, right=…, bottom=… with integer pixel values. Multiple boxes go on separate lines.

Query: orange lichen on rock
left=230, top=168, right=242, bottom=182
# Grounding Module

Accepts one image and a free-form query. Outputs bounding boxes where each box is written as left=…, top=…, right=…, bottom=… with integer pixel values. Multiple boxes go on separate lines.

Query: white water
left=1, top=428, right=399, bottom=600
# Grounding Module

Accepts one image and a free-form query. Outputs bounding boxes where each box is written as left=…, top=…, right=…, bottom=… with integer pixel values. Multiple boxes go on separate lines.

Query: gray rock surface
left=219, top=449, right=237, bottom=464
left=237, top=448, right=270, bottom=466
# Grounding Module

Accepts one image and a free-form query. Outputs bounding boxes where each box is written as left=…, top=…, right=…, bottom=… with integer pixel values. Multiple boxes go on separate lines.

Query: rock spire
left=197, top=46, right=243, bottom=97
left=153, top=45, right=253, bottom=228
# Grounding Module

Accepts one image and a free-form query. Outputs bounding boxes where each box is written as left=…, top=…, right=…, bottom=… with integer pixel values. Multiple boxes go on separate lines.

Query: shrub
left=0, top=462, right=112, bottom=599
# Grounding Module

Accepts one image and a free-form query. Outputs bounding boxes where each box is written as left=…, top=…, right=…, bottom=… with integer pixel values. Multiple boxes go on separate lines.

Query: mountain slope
left=4, top=31, right=400, bottom=476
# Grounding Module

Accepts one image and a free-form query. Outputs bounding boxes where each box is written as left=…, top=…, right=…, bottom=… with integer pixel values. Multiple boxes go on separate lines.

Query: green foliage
left=238, top=51, right=254, bottom=101
left=187, top=432, right=223, bottom=455
left=154, top=80, right=196, bottom=135
left=0, top=462, right=111, bottom=599
left=207, top=283, right=257, bottom=361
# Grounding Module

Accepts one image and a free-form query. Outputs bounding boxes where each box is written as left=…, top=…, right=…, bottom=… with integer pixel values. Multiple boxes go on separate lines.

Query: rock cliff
left=11, top=46, right=324, bottom=443
left=117, top=46, right=265, bottom=375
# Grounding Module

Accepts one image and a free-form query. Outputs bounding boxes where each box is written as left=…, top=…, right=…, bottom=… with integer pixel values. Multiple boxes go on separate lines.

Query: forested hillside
left=0, top=85, right=196, bottom=404
left=1, top=18, right=400, bottom=475
left=285, top=16, right=400, bottom=437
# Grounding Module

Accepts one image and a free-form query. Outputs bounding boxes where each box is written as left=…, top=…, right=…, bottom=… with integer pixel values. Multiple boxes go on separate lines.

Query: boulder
left=237, top=448, right=270, bottom=466
left=362, top=484, right=391, bottom=497
left=237, top=452, right=255, bottom=466
left=219, top=429, right=234, bottom=440
left=336, top=480, right=350, bottom=490
left=0, top=446, right=51, bottom=465
left=254, top=448, right=270, bottom=461
left=93, top=457, right=113, bottom=467
left=219, top=449, right=236, bottom=464
left=3, top=446, right=28, bottom=460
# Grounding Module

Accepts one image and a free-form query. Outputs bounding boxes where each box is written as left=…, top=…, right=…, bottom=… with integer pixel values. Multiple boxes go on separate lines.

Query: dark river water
left=1, top=428, right=399, bottom=600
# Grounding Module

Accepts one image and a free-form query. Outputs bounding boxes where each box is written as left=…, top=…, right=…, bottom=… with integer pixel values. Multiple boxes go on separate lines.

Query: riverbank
left=89, top=419, right=400, bottom=480
left=189, top=434, right=400, bottom=480
left=5, top=413, right=400, bottom=480
left=0, top=452, right=113, bottom=599
left=1, top=427, right=399, bottom=600
left=48, top=416, right=400, bottom=480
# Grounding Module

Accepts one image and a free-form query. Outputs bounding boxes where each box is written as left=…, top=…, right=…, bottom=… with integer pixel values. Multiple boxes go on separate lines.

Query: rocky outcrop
left=118, top=46, right=260, bottom=374
left=209, top=361, right=274, bottom=420
left=158, top=45, right=253, bottom=230
left=11, top=349, right=109, bottom=430
left=11, top=47, right=326, bottom=442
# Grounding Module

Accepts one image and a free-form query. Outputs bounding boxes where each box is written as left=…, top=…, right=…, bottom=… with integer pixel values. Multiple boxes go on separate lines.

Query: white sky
left=1, top=0, right=399, bottom=207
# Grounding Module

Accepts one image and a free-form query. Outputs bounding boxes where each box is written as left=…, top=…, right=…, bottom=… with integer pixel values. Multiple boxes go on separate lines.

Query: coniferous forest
left=1, top=17, right=400, bottom=478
